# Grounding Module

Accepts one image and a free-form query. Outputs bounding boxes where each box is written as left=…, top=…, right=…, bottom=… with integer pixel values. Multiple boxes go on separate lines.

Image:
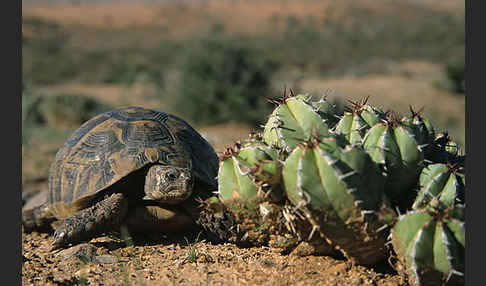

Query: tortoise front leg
left=52, top=193, right=128, bottom=249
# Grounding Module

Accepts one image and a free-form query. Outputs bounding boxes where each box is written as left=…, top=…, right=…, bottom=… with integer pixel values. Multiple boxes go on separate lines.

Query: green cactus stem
left=362, top=111, right=425, bottom=210
left=263, top=88, right=331, bottom=152
left=412, top=163, right=465, bottom=209
left=282, top=135, right=394, bottom=265
left=335, top=96, right=386, bottom=145
left=391, top=203, right=465, bottom=286
left=217, top=141, right=284, bottom=210
left=426, top=131, right=465, bottom=167
left=401, top=106, right=436, bottom=152
left=309, top=94, right=341, bottom=128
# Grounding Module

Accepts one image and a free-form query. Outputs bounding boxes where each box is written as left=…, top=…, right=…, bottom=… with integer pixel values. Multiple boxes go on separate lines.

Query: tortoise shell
left=47, top=106, right=218, bottom=218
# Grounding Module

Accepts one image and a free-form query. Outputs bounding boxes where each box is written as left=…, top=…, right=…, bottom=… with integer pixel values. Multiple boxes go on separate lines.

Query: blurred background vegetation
left=22, top=0, right=465, bottom=193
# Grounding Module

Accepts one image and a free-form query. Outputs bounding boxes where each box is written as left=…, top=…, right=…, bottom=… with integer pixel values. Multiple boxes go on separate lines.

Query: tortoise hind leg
left=125, top=204, right=195, bottom=235
left=52, top=193, right=128, bottom=249
left=22, top=204, right=56, bottom=233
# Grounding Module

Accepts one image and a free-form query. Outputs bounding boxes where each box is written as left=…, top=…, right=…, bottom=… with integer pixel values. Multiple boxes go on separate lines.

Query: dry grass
left=21, top=0, right=334, bottom=29
left=22, top=1, right=334, bottom=34
left=22, top=0, right=464, bottom=34
left=34, top=83, right=164, bottom=110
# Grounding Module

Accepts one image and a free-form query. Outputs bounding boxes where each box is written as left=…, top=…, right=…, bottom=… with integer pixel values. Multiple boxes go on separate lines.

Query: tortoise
left=22, top=106, right=219, bottom=249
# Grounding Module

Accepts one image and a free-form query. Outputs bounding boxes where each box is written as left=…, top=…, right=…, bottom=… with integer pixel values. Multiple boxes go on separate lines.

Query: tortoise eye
left=167, top=172, right=178, bottom=181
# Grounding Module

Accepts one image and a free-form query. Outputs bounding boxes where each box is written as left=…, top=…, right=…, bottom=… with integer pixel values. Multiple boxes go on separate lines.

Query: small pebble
left=94, top=255, right=119, bottom=264
left=59, top=243, right=98, bottom=263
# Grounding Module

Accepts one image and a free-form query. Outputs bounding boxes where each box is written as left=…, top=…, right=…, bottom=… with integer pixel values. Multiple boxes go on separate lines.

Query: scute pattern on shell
left=48, top=106, right=218, bottom=210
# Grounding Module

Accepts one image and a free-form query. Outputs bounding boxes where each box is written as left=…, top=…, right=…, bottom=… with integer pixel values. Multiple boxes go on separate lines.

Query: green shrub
left=173, top=34, right=277, bottom=126
left=22, top=18, right=78, bottom=85
left=22, top=83, right=43, bottom=125
left=103, top=61, right=163, bottom=87
left=262, top=5, right=464, bottom=76
left=23, top=89, right=112, bottom=129
left=22, top=87, right=113, bottom=146
left=22, top=3, right=464, bottom=86
left=445, top=59, right=465, bottom=94
left=22, top=83, right=43, bottom=145
left=37, top=93, right=112, bottom=128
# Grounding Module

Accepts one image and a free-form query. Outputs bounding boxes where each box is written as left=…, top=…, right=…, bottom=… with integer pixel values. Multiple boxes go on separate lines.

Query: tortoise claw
left=51, top=229, right=68, bottom=250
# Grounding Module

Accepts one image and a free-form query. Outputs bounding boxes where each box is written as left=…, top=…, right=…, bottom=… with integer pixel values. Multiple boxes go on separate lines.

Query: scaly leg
left=52, top=193, right=128, bottom=249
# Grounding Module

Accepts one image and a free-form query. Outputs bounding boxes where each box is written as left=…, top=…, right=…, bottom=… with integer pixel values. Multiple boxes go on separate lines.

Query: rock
left=93, top=255, right=119, bottom=264
left=22, top=190, right=48, bottom=212
left=290, top=241, right=335, bottom=257
left=58, top=243, right=98, bottom=263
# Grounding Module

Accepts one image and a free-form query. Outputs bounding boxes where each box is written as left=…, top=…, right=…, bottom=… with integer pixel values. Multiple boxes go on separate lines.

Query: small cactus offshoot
left=391, top=202, right=465, bottom=286
left=426, top=131, right=465, bottom=167
left=217, top=140, right=284, bottom=210
left=412, top=163, right=465, bottom=210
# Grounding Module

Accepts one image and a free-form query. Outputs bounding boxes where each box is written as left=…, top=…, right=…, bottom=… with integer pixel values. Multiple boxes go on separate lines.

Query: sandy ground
left=22, top=227, right=407, bottom=286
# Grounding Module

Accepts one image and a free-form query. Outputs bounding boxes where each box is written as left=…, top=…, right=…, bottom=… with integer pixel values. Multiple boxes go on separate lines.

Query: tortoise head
left=143, top=165, right=194, bottom=204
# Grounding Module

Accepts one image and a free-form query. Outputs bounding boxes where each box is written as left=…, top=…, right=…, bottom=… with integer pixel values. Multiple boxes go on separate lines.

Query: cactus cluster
left=196, top=88, right=466, bottom=285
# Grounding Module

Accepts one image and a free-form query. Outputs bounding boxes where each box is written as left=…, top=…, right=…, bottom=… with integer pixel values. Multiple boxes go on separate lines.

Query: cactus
left=391, top=202, right=465, bottom=286
left=208, top=136, right=335, bottom=254
left=263, top=89, right=331, bottom=152
left=335, top=97, right=386, bottom=144
left=282, top=135, right=394, bottom=265
left=217, top=140, right=284, bottom=210
left=198, top=88, right=467, bottom=285
left=309, top=94, right=341, bottom=128
left=426, top=131, right=465, bottom=167
left=213, top=138, right=291, bottom=246
left=362, top=112, right=425, bottom=210
left=401, top=106, right=436, bottom=152
left=412, top=163, right=465, bottom=210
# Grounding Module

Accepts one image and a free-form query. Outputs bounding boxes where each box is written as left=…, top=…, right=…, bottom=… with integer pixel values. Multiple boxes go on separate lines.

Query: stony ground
left=22, top=229, right=408, bottom=286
